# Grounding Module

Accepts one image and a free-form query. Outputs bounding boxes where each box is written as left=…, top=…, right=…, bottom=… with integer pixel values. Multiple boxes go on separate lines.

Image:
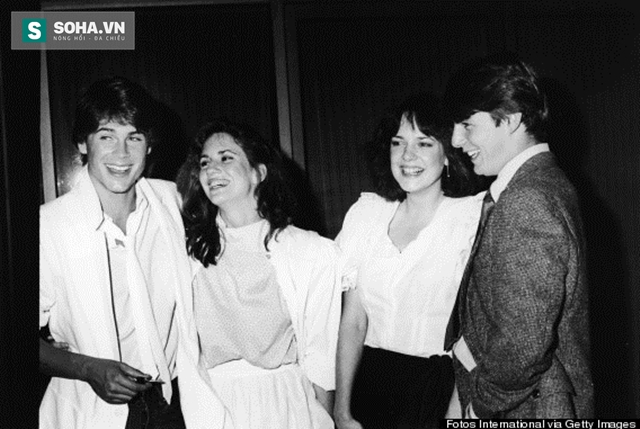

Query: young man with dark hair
left=443, top=53, right=594, bottom=418
left=39, top=76, right=191, bottom=429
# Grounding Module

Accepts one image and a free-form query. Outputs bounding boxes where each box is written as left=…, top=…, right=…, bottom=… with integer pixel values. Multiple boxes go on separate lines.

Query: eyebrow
left=95, top=127, right=143, bottom=135
left=217, top=149, right=238, bottom=155
left=199, top=149, right=238, bottom=158
left=391, top=135, right=431, bottom=140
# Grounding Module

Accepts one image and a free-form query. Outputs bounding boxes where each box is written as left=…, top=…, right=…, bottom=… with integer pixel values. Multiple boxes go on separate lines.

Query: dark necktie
left=444, top=191, right=495, bottom=351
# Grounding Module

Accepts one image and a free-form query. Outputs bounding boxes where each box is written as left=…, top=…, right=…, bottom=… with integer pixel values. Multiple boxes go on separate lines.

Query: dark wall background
left=47, top=4, right=278, bottom=197
left=2, top=1, right=43, bottom=427
left=292, top=1, right=639, bottom=417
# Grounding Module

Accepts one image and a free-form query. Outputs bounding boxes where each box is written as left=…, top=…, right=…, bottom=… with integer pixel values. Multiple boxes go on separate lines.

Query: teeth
left=208, top=179, right=229, bottom=189
left=467, top=150, right=480, bottom=160
left=106, top=164, right=130, bottom=172
left=401, top=167, right=423, bottom=176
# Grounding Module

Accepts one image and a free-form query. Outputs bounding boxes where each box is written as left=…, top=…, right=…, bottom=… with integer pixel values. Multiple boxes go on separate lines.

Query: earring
left=446, top=164, right=450, bottom=178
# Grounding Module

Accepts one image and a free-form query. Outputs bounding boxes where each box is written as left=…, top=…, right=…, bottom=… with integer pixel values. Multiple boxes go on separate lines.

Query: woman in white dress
left=334, top=93, right=486, bottom=429
left=175, top=119, right=341, bottom=429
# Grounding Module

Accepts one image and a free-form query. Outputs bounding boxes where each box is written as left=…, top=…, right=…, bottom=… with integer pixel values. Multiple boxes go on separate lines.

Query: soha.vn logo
left=22, top=18, right=46, bottom=42
left=52, top=21, right=126, bottom=41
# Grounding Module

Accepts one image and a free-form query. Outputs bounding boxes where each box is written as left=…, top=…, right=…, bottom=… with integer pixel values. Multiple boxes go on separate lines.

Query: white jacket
left=176, top=225, right=342, bottom=429
left=39, top=167, right=230, bottom=428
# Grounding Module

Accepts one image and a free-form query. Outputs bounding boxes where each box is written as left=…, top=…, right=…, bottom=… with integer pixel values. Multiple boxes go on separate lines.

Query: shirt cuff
left=466, top=403, right=479, bottom=419
left=453, top=335, right=477, bottom=372
left=301, top=355, right=335, bottom=391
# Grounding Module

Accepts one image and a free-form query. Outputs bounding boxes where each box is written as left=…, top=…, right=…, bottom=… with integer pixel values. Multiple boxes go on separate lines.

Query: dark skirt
left=351, top=346, right=454, bottom=429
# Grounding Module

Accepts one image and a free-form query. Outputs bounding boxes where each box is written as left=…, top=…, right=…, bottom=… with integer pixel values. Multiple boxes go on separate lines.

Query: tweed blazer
left=455, top=151, right=594, bottom=418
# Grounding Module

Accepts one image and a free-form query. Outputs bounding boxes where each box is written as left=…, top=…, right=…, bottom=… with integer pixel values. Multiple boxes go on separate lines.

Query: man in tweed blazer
left=443, top=53, right=594, bottom=418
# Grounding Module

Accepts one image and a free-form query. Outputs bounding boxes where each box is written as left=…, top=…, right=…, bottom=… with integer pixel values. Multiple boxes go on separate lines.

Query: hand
left=312, top=383, right=334, bottom=417
left=46, top=335, right=70, bottom=351
left=334, top=415, right=364, bottom=429
left=82, top=358, right=152, bottom=404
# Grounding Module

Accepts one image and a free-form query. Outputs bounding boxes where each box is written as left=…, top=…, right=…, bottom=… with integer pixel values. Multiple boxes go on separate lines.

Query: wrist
left=76, top=353, right=95, bottom=382
left=333, top=408, right=353, bottom=423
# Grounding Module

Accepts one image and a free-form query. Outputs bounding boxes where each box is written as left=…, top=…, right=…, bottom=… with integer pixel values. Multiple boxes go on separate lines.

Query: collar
left=73, top=165, right=149, bottom=231
left=490, top=143, right=549, bottom=202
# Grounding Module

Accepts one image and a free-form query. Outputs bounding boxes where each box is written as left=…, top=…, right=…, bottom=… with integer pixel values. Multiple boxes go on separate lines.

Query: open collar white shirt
left=39, top=166, right=186, bottom=429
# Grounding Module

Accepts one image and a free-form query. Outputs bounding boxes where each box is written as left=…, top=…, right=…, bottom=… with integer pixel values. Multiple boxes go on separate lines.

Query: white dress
left=192, top=219, right=334, bottom=429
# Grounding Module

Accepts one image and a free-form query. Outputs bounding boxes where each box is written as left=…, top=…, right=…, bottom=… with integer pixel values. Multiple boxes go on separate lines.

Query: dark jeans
left=352, top=347, right=454, bottom=429
left=125, top=377, right=185, bottom=429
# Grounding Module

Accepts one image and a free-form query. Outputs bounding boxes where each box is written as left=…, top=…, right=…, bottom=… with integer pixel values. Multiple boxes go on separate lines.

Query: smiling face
left=389, top=115, right=447, bottom=196
left=78, top=120, right=149, bottom=203
left=451, top=111, right=513, bottom=176
left=198, top=132, right=264, bottom=213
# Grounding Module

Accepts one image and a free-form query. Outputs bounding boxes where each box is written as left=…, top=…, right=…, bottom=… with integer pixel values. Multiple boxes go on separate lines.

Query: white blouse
left=176, top=222, right=342, bottom=428
left=336, top=192, right=484, bottom=357
left=193, top=218, right=298, bottom=369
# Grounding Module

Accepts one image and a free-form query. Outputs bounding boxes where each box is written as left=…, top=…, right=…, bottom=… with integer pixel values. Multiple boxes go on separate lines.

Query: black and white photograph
left=1, top=0, right=639, bottom=427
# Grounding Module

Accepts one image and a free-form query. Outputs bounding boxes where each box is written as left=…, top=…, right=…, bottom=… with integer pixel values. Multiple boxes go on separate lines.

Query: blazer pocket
left=533, top=356, right=577, bottom=418
left=535, top=391, right=576, bottom=418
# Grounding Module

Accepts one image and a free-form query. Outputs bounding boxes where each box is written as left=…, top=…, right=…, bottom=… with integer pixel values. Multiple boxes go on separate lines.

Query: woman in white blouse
left=175, top=119, right=341, bottom=429
left=334, top=93, right=486, bottom=429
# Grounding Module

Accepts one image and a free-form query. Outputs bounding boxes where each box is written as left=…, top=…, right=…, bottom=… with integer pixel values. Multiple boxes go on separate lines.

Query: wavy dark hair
left=73, top=76, right=160, bottom=164
left=176, top=119, right=294, bottom=267
left=444, top=51, right=549, bottom=142
left=367, top=92, right=481, bottom=201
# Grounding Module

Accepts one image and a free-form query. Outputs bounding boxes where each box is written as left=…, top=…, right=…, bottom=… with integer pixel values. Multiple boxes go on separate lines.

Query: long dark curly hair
left=176, top=118, right=294, bottom=267
left=367, top=92, right=482, bottom=201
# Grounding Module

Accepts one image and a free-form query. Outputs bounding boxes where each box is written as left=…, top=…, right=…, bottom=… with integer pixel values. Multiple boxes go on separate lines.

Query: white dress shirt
left=39, top=166, right=186, bottom=429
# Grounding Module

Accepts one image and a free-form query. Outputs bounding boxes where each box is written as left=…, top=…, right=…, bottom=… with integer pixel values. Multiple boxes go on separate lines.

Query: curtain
left=296, top=5, right=497, bottom=238
left=46, top=4, right=277, bottom=197
left=294, top=2, right=640, bottom=416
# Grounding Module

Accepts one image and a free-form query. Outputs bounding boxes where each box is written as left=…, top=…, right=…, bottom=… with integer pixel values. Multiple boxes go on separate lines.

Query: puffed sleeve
left=335, top=192, right=381, bottom=291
